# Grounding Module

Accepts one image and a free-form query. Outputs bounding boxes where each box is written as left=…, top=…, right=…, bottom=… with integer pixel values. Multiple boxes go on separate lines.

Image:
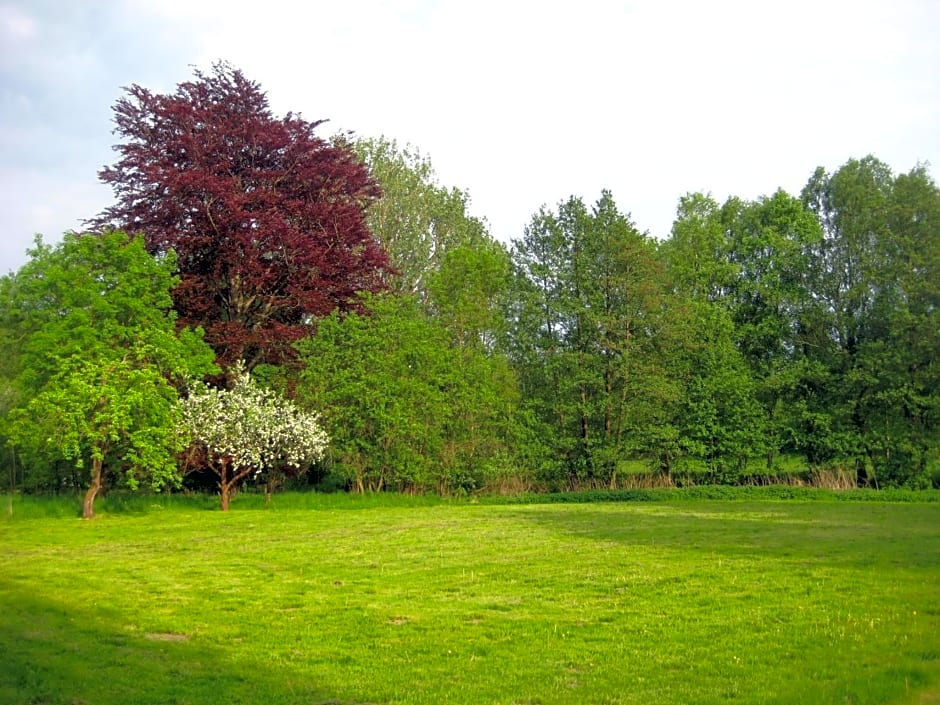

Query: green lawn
left=1, top=498, right=938, bottom=704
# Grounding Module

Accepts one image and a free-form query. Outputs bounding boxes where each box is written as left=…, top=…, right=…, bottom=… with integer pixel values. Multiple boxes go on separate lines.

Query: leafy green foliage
left=427, top=239, right=512, bottom=349
left=660, top=195, right=810, bottom=477
left=1, top=232, right=217, bottom=516
left=351, top=136, right=489, bottom=299
left=799, top=157, right=940, bottom=486
left=14, top=352, right=184, bottom=484
left=298, top=292, right=520, bottom=494
left=4, top=135, right=936, bottom=498
left=296, top=138, right=525, bottom=494
left=509, top=192, right=681, bottom=485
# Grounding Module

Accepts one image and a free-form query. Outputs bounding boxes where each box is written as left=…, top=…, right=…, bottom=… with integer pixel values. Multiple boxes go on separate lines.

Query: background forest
left=2, top=65, right=938, bottom=507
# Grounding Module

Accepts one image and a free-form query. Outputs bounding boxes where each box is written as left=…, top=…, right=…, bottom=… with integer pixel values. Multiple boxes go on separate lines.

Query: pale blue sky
left=2, top=0, right=938, bottom=272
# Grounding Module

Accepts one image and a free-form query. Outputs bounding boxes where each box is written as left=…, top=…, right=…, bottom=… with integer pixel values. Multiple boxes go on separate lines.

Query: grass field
left=1, top=495, right=938, bottom=704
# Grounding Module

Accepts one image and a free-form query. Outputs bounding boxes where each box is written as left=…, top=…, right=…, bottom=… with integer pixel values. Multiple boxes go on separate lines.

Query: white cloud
left=0, top=4, right=36, bottom=39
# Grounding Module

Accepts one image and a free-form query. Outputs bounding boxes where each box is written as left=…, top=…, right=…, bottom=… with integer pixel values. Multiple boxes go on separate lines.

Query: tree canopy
left=93, top=63, right=391, bottom=370
left=2, top=231, right=217, bottom=516
left=350, top=136, right=490, bottom=300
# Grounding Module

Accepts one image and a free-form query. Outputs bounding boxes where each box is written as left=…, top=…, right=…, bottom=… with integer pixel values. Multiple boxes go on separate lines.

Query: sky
left=1, top=0, right=938, bottom=273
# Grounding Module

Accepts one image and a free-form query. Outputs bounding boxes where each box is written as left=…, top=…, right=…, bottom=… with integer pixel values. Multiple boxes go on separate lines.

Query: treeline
left=1, top=65, right=938, bottom=508
left=303, top=149, right=940, bottom=493
left=508, top=161, right=939, bottom=491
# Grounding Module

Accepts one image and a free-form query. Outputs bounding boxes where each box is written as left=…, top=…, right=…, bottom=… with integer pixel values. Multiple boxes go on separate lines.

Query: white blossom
left=180, top=363, right=328, bottom=474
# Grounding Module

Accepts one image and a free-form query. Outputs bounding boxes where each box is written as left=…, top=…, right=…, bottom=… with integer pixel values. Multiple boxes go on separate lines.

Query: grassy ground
left=1, top=496, right=938, bottom=704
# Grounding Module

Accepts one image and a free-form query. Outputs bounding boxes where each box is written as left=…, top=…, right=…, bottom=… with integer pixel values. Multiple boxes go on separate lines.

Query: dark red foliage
left=92, top=63, right=390, bottom=370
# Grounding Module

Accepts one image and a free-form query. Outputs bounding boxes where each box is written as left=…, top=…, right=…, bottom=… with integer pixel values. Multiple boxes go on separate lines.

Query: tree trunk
left=580, top=385, right=589, bottom=444
left=219, top=459, right=231, bottom=511
left=604, top=364, right=612, bottom=441
left=83, top=457, right=103, bottom=519
left=264, top=471, right=279, bottom=505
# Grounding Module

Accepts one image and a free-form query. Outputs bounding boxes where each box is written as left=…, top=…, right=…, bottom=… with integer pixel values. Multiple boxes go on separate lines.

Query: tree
left=93, top=63, right=391, bottom=371
left=179, top=365, right=328, bottom=510
left=427, top=239, right=512, bottom=350
left=302, top=137, right=523, bottom=494
left=297, top=293, right=520, bottom=494
left=13, top=355, right=189, bottom=518
left=660, top=195, right=772, bottom=478
left=426, top=242, right=520, bottom=488
left=800, top=157, right=940, bottom=486
left=508, top=192, right=674, bottom=486
left=883, top=165, right=940, bottom=485
left=3, top=232, right=217, bottom=517
left=350, top=136, right=489, bottom=299
left=719, top=191, right=823, bottom=470
left=662, top=192, right=738, bottom=304
left=666, top=302, right=768, bottom=480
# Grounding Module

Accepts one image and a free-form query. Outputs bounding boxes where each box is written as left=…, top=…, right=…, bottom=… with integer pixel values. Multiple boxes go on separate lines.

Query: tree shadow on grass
left=508, top=501, right=940, bottom=571
left=0, top=578, right=380, bottom=705
left=508, top=502, right=940, bottom=704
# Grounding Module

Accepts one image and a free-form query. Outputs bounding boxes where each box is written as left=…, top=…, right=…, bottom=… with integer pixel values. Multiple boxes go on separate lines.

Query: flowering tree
left=179, top=365, right=328, bottom=510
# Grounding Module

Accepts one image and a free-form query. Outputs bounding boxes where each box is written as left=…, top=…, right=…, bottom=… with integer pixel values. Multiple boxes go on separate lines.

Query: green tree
left=427, top=239, right=512, bottom=349
left=3, top=232, right=217, bottom=517
left=297, top=293, right=520, bottom=494
left=667, top=302, right=768, bottom=480
left=351, top=136, right=489, bottom=298
left=660, top=195, right=771, bottom=479
left=309, top=137, right=523, bottom=494
left=884, top=165, right=940, bottom=485
left=508, top=192, right=674, bottom=486
left=0, top=274, right=23, bottom=493
left=663, top=192, right=738, bottom=304
left=721, top=191, right=823, bottom=470
left=429, top=242, right=521, bottom=489
left=801, top=157, right=940, bottom=486
left=508, top=196, right=598, bottom=482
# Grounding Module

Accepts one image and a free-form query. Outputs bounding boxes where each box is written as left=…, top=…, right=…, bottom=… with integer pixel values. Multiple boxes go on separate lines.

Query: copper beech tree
left=93, top=63, right=390, bottom=371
